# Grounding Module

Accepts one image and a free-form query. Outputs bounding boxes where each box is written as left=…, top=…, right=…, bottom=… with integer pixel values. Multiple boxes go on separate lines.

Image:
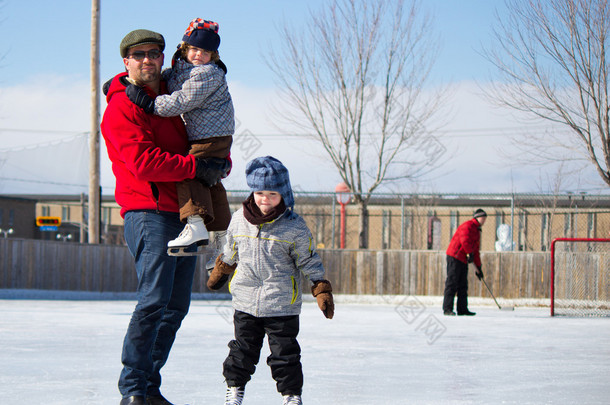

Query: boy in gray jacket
left=207, top=156, right=334, bottom=405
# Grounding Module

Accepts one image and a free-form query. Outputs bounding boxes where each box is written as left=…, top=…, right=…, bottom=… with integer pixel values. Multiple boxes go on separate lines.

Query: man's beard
left=137, top=70, right=159, bottom=85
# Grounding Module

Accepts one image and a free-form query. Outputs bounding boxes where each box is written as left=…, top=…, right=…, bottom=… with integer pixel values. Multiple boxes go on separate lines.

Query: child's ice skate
left=205, top=230, right=227, bottom=270
left=224, top=386, right=245, bottom=405
left=282, top=394, right=302, bottom=405
left=167, top=215, right=209, bottom=256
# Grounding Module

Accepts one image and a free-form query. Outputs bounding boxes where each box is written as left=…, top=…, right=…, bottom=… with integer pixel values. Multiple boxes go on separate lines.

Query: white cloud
left=0, top=76, right=606, bottom=195
left=0, top=75, right=91, bottom=134
left=0, top=75, right=110, bottom=194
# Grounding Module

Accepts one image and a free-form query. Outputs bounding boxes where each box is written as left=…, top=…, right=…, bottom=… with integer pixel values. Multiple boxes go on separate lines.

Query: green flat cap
left=120, top=29, right=165, bottom=58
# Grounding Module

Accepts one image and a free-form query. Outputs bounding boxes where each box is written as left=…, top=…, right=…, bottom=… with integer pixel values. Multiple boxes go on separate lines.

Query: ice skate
left=167, top=215, right=209, bottom=256
left=282, top=394, right=302, bottom=405
left=146, top=393, right=174, bottom=405
left=205, top=230, right=227, bottom=270
left=224, top=386, right=245, bottom=405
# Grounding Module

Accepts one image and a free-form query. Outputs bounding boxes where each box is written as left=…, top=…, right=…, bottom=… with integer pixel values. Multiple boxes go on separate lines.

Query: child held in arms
left=126, top=18, right=234, bottom=263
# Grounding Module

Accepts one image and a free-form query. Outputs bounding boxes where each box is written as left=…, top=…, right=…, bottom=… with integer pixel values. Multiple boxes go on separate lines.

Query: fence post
left=331, top=197, right=336, bottom=249
left=510, top=194, right=515, bottom=250
left=400, top=197, right=405, bottom=249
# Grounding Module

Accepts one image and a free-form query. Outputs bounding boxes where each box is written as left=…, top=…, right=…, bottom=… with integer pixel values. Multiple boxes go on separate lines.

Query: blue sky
left=0, top=0, right=605, bottom=195
left=0, top=0, right=499, bottom=86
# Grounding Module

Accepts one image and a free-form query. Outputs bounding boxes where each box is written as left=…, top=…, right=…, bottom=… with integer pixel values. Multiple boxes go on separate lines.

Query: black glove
left=475, top=266, right=484, bottom=280
left=215, top=59, right=228, bottom=74
left=125, top=84, right=154, bottom=114
left=102, top=77, right=113, bottom=96
left=195, top=157, right=231, bottom=187
left=466, top=253, right=474, bottom=263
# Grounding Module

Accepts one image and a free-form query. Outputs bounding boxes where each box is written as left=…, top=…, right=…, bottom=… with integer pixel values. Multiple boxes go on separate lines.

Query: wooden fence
left=0, top=238, right=212, bottom=294
left=0, top=238, right=592, bottom=300
left=318, top=250, right=551, bottom=299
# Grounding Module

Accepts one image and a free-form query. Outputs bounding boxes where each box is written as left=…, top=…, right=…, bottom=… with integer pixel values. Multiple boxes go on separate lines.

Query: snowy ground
left=0, top=291, right=608, bottom=405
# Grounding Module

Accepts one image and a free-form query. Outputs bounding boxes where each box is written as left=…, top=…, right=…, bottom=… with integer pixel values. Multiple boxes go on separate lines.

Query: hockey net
left=551, top=238, right=610, bottom=317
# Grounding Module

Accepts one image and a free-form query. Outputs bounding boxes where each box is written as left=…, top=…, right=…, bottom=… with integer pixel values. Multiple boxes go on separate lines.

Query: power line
left=0, top=132, right=88, bottom=152
left=233, top=126, right=565, bottom=139
left=0, top=124, right=564, bottom=141
left=0, top=128, right=89, bottom=135
left=0, top=176, right=88, bottom=188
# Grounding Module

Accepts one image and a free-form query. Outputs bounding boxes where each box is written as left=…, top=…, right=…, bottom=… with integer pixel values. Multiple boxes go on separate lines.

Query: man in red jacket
left=101, top=29, right=229, bottom=405
left=442, top=209, right=487, bottom=316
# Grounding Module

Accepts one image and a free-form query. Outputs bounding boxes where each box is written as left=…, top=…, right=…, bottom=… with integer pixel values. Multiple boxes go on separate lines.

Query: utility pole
left=89, top=0, right=101, bottom=244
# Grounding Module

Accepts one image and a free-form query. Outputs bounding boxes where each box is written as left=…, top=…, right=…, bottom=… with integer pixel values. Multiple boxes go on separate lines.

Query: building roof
left=4, top=192, right=610, bottom=209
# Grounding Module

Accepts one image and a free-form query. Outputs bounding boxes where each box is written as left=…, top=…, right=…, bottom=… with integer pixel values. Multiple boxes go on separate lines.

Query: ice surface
left=0, top=291, right=608, bottom=405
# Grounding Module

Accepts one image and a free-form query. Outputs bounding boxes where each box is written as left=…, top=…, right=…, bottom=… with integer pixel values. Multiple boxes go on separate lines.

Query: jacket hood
left=104, top=72, right=129, bottom=103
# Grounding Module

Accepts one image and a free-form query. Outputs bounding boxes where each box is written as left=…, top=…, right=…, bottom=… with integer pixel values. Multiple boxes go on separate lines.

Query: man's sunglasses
left=126, top=50, right=162, bottom=61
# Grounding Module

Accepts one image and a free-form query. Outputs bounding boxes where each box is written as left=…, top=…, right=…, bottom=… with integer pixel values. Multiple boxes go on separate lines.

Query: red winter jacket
left=446, top=218, right=482, bottom=267
left=101, top=73, right=197, bottom=217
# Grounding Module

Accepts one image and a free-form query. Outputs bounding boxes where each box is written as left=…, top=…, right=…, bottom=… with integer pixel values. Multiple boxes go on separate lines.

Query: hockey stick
left=481, top=277, right=514, bottom=311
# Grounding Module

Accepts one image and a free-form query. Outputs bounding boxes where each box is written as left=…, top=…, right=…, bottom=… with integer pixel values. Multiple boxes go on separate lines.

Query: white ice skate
left=224, top=386, right=245, bottom=405
left=282, top=394, right=302, bottom=405
left=205, top=230, right=227, bottom=270
left=167, top=215, right=209, bottom=256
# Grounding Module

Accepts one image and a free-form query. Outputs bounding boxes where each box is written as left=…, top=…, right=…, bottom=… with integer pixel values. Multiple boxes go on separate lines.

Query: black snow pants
left=442, top=255, right=470, bottom=313
left=223, top=310, right=303, bottom=395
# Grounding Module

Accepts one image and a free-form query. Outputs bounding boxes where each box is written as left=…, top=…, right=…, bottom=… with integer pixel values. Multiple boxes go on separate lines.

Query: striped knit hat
left=181, top=18, right=220, bottom=51
left=245, top=156, right=295, bottom=216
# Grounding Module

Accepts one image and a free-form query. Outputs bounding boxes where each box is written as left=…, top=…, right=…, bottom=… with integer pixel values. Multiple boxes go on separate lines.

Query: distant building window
left=518, top=212, right=527, bottom=251
left=382, top=210, right=391, bottom=249
left=541, top=213, right=549, bottom=252
left=428, top=214, right=441, bottom=250
left=564, top=213, right=574, bottom=238
left=402, top=212, right=412, bottom=249
left=495, top=211, right=501, bottom=234
left=587, top=212, right=596, bottom=238
left=315, top=209, right=325, bottom=248
left=102, top=207, right=111, bottom=226
left=449, top=211, right=458, bottom=237
left=62, top=206, right=70, bottom=222
left=9, top=209, right=15, bottom=226
left=0, top=208, right=3, bottom=226
left=41, top=206, right=50, bottom=216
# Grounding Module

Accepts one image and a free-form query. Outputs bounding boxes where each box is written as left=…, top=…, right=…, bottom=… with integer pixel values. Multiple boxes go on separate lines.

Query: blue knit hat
left=245, top=156, right=295, bottom=216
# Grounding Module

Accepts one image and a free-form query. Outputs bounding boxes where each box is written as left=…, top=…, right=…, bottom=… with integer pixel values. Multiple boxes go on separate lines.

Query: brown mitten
left=207, top=255, right=237, bottom=290
left=311, top=280, right=334, bottom=319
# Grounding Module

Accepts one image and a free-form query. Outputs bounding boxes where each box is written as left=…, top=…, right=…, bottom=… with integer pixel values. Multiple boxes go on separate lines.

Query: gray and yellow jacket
left=220, top=207, right=325, bottom=317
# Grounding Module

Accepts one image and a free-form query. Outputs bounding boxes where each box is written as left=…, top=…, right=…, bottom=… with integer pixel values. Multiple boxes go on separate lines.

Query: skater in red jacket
left=443, top=209, right=487, bottom=316
left=101, top=29, right=230, bottom=405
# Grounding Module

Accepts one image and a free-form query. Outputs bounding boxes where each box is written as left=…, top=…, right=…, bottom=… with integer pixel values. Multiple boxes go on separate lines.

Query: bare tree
left=269, top=0, right=446, bottom=248
left=484, top=0, right=610, bottom=189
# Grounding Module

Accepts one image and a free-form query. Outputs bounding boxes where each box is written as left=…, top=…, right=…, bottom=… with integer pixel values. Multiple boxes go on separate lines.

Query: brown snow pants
left=177, top=135, right=232, bottom=231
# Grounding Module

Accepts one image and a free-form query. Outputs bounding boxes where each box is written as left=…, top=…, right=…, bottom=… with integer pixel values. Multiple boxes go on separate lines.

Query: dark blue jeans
left=119, top=210, right=197, bottom=398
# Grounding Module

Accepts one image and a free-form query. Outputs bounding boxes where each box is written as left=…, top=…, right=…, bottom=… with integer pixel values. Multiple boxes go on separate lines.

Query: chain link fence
left=32, top=191, right=610, bottom=250
left=224, top=191, right=610, bottom=253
